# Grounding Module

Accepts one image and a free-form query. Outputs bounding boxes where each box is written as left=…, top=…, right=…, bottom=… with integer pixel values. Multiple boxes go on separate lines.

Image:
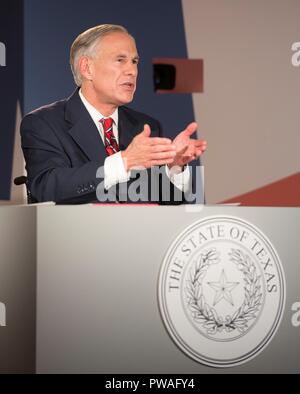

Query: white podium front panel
left=0, top=206, right=36, bottom=374
left=36, top=205, right=300, bottom=374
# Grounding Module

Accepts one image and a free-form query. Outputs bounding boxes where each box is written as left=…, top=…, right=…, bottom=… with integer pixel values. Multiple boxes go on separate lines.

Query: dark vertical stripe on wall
left=0, top=0, right=23, bottom=200
left=24, top=0, right=194, bottom=138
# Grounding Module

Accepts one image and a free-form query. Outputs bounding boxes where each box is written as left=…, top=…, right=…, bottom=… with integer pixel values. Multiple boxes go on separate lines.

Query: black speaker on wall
left=153, top=64, right=176, bottom=91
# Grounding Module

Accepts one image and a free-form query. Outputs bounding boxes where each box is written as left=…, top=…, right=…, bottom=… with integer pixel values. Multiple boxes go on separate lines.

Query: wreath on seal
left=185, top=248, right=263, bottom=336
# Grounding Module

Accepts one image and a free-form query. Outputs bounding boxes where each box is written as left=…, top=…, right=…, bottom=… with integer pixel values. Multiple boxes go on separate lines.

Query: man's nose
left=125, top=62, right=138, bottom=77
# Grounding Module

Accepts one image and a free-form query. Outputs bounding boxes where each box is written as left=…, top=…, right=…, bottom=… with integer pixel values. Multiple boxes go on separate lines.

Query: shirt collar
left=79, top=89, right=119, bottom=128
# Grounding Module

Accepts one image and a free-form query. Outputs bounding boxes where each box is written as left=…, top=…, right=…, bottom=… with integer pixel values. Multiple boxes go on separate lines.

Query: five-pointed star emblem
left=208, top=270, right=239, bottom=306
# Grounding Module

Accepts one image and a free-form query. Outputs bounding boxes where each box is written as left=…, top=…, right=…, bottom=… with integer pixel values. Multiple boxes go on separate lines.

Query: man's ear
left=78, top=56, right=94, bottom=81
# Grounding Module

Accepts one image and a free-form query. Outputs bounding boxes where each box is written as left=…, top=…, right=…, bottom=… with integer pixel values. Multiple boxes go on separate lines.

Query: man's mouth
left=121, top=82, right=135, bottom=90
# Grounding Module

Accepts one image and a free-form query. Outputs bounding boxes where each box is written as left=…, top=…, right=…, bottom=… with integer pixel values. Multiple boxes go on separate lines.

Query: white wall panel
left=182, top=0, right=300, bottom=202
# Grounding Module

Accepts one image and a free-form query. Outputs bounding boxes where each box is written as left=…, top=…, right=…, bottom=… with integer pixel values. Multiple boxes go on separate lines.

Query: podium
left=0, top=205, right=299, bottom=373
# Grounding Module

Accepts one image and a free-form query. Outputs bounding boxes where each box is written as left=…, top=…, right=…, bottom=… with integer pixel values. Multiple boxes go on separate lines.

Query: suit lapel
left=65, top=90, right=107, bottom=161
left=118, top=107, right=140, bottom=150
left=65, top=91, right=141, bottom=160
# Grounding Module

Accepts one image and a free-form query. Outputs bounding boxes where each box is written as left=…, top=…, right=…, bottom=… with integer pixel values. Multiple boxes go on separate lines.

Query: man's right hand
left=121, top=124, right=176, bottom=171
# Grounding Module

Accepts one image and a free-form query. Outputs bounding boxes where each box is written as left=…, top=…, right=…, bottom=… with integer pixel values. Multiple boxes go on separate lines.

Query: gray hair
left=70, top=24, right=131, bottom=86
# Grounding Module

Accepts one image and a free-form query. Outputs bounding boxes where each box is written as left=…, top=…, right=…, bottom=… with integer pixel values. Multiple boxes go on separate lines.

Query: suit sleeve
left=21, top=114, right=104, bottom=204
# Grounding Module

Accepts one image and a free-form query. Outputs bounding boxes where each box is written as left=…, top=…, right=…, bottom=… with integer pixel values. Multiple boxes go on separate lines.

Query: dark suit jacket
left=21, top=89, right=191, bottom=204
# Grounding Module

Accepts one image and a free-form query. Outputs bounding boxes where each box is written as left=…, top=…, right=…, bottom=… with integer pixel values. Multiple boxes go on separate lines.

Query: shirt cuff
left=165, top=165, right=191, bottom=193
left=104, top=152, right=131, bottom=190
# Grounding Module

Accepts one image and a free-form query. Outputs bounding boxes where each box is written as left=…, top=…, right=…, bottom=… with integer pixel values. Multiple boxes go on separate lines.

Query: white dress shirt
left=79, top=89, right=190, bottom=193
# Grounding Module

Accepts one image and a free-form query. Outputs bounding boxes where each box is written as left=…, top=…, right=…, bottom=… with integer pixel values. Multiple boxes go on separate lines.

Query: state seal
left=158, top=216, right=285, bottom=368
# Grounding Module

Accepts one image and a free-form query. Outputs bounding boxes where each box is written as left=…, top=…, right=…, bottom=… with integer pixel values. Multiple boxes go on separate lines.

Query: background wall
left=1, top=0, right=299, bottom=204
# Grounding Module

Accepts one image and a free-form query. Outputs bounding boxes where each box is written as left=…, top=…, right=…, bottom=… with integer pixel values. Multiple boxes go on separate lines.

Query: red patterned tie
left=100, top=118, right=120, bottom=156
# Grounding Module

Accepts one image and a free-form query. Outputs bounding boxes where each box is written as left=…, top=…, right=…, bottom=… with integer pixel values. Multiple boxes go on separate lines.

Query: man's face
left=90, top=32, right=139, bottom=107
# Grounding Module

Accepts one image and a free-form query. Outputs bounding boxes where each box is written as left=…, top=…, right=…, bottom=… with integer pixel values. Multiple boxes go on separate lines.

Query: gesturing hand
left=121, top=124, right=176, bottom=171
left=169, top=122, right=207, bottom=168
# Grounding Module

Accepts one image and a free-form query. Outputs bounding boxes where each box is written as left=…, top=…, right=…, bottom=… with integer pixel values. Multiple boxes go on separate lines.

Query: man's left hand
left=169, top=122, right=207, bottom=169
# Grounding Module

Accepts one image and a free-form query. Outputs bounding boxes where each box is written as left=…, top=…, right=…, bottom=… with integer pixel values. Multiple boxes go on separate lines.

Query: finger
left=150, top=158, right=175, bottom=167
left=151, top=151, right=176, bottom=160
left=182, top=153, right=194, bottom=161
left=149, top=137, right=173, bottom=146
left=183, top=122, right=198, bottom=137
left=193, top=139, right=207, bottom=148
left=195, top=148, right=206, bottom=156
left=142, top=124, right=151, bottom=138
left=151, top=144, right=177, bottom=153
left=193, top=145, right=207, bottom=154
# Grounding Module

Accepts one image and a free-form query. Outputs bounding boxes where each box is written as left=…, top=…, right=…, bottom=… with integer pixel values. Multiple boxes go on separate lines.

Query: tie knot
left=100, top=117, right=113, bottom=131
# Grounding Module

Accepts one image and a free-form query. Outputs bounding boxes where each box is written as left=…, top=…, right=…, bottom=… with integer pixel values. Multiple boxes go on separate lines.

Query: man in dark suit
left=21, top=24, right=207, bottom=204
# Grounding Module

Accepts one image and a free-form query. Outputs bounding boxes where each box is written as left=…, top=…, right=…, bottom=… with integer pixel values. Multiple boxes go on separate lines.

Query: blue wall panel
left=24, top=0, right=195, bottom=137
